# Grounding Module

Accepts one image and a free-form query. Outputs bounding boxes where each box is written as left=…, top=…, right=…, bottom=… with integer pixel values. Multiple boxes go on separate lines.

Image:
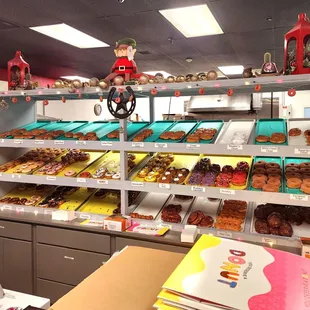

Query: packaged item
left=104, top=215, right=131, bottom=231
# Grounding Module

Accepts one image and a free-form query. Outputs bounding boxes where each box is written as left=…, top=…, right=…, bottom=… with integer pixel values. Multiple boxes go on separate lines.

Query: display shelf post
left=149, top=96, right=154, bottom=122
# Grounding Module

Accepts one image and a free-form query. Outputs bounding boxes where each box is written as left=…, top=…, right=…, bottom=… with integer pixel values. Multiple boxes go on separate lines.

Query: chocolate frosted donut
left=267, top=212, right=282, bottom=228
left=254, top=205, right=267, bottom=219
left=254, top=160, right=267, bottom=168
left=266, top=162, right=280, bottom=169
left=266, top=168, right=282, bottom=175
left=279, top=221, right=293, bottom=237
left=255, top=219, right=270, bottom=234
left=285, top=167, right=300, bottom=173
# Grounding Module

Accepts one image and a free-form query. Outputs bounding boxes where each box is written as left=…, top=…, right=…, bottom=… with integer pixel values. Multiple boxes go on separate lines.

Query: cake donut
left=287, top=178, right=302, bottom=189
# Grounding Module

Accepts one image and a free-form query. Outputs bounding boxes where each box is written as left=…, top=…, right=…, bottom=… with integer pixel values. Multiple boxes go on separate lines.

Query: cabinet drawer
left=115, top=237, right=190, bottom=254
left=0, top=220, right=32, bottom=241
left=37, top=244, right=109, bottom=286
left=37, top=278, right=74, bottom=304
left=36, top=226, right=110, bottom=254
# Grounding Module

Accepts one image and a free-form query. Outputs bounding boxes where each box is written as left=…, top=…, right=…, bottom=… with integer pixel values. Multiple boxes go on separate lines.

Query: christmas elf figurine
left=105, top=38, right=138, bottom=83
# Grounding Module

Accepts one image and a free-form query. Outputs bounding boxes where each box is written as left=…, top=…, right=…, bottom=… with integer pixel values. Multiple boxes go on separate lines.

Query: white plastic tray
left=183, top=197, right=221, bottom=226
left=215, top=119, right=255, bottom=145
left=287, top=118, right=310, bottom=146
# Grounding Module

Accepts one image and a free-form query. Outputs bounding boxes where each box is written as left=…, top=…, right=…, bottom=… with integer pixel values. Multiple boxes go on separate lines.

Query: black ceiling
left=0, top=0, right=307, bottom=79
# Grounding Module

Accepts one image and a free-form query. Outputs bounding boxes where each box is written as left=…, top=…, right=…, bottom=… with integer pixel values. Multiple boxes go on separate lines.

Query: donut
left=286, top=172, right=302, bottom=179
left=186, top=134, right=200, bottom=143
left=304, top=130, right=310, bottom=138
left=300, top=162, right=310, bottom=169
left=253, top=168, right=267, bottom=175
left=262, top=183, right=279, bottom=192
left=252, top=180, right=265, bottom=189
left=187, top=211, right=204, bottom=225
left=266, top=162, right=280, bottom=169
left=268, top=174, right=281, bottom=181
left=267, top=178, right=281, bottom=187
left=64, top=169, right=76, bottom=177
left=270, top=132, right=286, bottom=144
left=301, top=183, right=310, bottom=194
left=112, top=174, right=120, bottom=180
left=289, top=128, right=301, bottom=136
left=303, top=173, right=310, bottom=180
left=144, top=175, right=156, bottom=182
left=158, top=176, right=171, bottom=183
left=266, top=168, right=281, bottom=175
left=79, top=171, right=91, bottom=178
left=252, top=174, right=267, bottom=182
left=285, top=167, right=300, bottom=173
left=286, top=163, right=300, bottom=169
left=301, top=168, right=310, bottom=174
left=256, top=135, right=270, bottom=143
left=254, top=160, right=267, bottom=168
left=199, top=215, right=214, bottom=227
left=303, top=179, right=310, bottom=186
left=287, top=178, right=302, bottom=189
left=255, top=219, right=270, bottom=234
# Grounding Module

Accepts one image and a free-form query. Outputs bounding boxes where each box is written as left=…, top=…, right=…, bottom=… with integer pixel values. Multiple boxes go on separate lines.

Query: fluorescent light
left=218, top=65, right=244, bottom=75
left=159, top=5, right=223, bottom=38
left=30, top=23, right=109, bottom=48
left=61, top=76, right=89, bottom=82
left=143, top=71, right=173, bottom=78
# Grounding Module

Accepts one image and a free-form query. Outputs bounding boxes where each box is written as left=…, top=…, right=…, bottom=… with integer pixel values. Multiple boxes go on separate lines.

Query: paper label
left=132, top=142, right=144, bottom=148
left=76, top=141, right=87, bottom=146
left=46, top=176, right=56, bottom=181
left=217, top=230, right=233, bottom=238
left=220, top=188, right=235, bottom=195
left=54, top=140, right=64, bottom=145
left=261, top=146, right=278, bottom=153
left=3, top=205, right=12, bottom=210
left=227, top=144, right=243, bottom=151
left=290, top=194, right=308, bottom=201
left=14, top=139, right=23, bottom=144
left=97, top=179, right=108, bottom=185
left=44, top=210, right=53, bottom=215
left=80, top=214, right=91, bottom=220
left=186, top=144, right=201, bottom=149
left=191, top=186, right=205, bottom=192
left=81, top=219, right=104, bottom=227
left=131, top=181, right=144, bottom=187
left=159, top=183, right=171, bottom=189
left=0, top=139, right=4, bottom=143
left=77, top=178, right=86, bottom=183
left=154, top=143, right=168, bottom=148
left=294, top=148, right=310, bottom=155
left=262, top=237, right=277, bottom=245
left=34, top=140, right=44, bottom=145
left=101, top=141, right=112, bottom=147
left=16, top=207, right=25, bottom=212
left=11, top=174, right=21, bottom=179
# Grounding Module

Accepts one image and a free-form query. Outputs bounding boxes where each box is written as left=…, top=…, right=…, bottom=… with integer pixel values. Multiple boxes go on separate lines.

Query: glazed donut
left=268, top=174, right=281, bottom=181
left=253, top=168, right=267, bottom=175
left=266, top=162, right=281, bottom=169
left=252, top=174, right=267, bottom=182
left=254, top=161, right=267, bottom=168
left=262, top=184, right=279, bottom=192
left=303, top=179, right=310, bottom=186
left=287, top=177, right=302, bottom=189
left=270, top=132, right=286, bottom=144
left=256, top=135, right=270, bottom=143
left=300, top=162, right=310, bottom=169
left=301, top=183, right=310, bottom=194
left=285, top=167, right=300, bottom=173
left=289, top=128, right=302, bottom=136
left=286, top=172, right=302, bottom=179
left=267, top=178, right=281, bottom=187
left=266, top=168, right=282, bottom=175
left=252, top=180, right=265, bottom=189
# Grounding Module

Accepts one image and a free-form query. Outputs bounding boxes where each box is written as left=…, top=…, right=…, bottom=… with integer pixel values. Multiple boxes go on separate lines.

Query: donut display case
left=287, top=118, right=310, bottom=146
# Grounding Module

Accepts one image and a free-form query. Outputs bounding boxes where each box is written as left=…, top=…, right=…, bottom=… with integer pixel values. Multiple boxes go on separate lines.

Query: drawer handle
left=64, top=256, right=75, bottom=260
left=0, top=226, right=4, bottom=229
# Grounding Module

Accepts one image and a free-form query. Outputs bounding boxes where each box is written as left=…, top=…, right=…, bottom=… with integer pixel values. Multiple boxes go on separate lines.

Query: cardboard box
left=103, top=215, right=131, bottom=231
left=50, top=247, right=184, bottom=310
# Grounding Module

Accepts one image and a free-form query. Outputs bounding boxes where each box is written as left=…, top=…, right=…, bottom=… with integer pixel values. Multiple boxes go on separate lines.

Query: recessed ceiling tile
left=206, top=53, right=241, bottom=66
left=148, top=0, right=207, bottom=10
left=237, top=50, right=275, bottom=68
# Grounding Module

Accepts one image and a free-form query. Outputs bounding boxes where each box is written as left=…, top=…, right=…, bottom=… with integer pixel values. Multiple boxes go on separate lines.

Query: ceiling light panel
left=218, top=65, right=244, bottom=75
left=159, top=5, right=223, bottom=38
left=30, top=23, right=109, bottom=48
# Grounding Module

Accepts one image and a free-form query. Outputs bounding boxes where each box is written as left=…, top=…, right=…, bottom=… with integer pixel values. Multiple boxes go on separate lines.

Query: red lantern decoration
left=99, top=95, right=103, bottom=102
left=254, top=84, right=262, bottom=92
left=12, top=97, right=18, bottom=103
left=8, top=51, right=30, bottom=90
left=284, top=13, right=310, bottom=75
left=199, top=88, right=205, bottom=95
left=25, top=96, right=31, bottom=102
left=227, top=88, right=234, bottom=96
left=61, top=96, right=66, bottom=103
left=150, top=88, right=157, bottom=96
left=288, top=88, right=296, bottom=97
left=43, top=99, right=49, bottom=106
left=174, top=90, right=181, bottom=97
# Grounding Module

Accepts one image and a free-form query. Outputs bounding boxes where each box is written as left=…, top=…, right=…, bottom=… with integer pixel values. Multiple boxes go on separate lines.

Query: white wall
left=0, top=80, right=7, bottom=91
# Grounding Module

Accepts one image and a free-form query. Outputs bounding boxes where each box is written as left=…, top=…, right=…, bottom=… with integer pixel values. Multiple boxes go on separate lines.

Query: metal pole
left=271, top=91, right=274, bottom=118
left=119, top=118, right=128, bottom=215
left=149, top=96, right=154, bottom=122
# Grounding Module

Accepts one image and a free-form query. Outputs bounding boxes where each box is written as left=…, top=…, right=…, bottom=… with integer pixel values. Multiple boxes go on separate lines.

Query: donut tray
left=33, top=151, right=105, bottom=177
left=249, top=156, right=283, bottom=192
left=254, top=118, right=288, bottom=145
left=130, top=121, right=175, bottom=142
left=185, top=155, right=253, bottom=190
left=78, top=151, right=148, bottom=180
left=3, top=121, right=51, bottom=138
left=183, top=120, right=224, bottom=144
left=287, top=118, right=310, bottom=146
left=283, top=157, right=310, bottom=195
left=182, top=197, right=220, bottom=227
left=155, top=120, right=198, bottom=143
left=131, top=192, right=171, bottom=220
left=78, top=189, right=120, bottom=215
left=101, top=121, right=150, bottom=141
left=215, top=119, right=255, bottom=145
left=155, top=194, right=195, bottom=224
left=249, top=202, right=310, bottom=239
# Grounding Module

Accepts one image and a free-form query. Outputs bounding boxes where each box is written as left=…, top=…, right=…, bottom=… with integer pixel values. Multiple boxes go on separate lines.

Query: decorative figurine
left=197, top=72, right=207, bottom=80
left=243, top=67, right=254, bottom=78
left=155, top=73, right=165, bottom=83
left=114, top=75, right=124, bottom=86
left=206, top=70, right=218, bottom=80
left=89, top=77, right=99, bottom=87
left=176, top=75, right=185, bottom=82
left=99, top=79, right=109, bottom=90
left=185, top=74, right=193, bottom=82
left=255, top=52, right=283, bottom=77
left=72, top=79, right=82, bottom=89
left=284, top=13, right=310, bottom=75
left=138, top=74, right=149, bottom=84
left=166, top=76, right=175, bottom=83
left=105, top=38, right=138, bottom=83
left=54, top=79, right=64, bottom=88
left=8, top=51, right=31, bottom=90
left=190, top=75, right=198, bottom=82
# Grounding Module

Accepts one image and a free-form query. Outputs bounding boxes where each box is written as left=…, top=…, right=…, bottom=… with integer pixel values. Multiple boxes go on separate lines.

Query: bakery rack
left=1, top=74, right=310, bottom=253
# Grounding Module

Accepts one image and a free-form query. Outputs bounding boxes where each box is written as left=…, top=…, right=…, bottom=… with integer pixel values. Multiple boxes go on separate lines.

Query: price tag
left=3, top=205, right=12, bottom=210
left=16, top=207, right=25, bottom=212
left=80, top=214, right=91, bottom=220
left=154, top=143, right=167, bottom=148
left=131, top=181, right=144, bottom=187
left=290, top=194, right=308, bottom=201
left=44, top=210, right=53, bottom=215
left=11, top=174, right=21, bottom=179
left=159, top=223, right=172, bottom=230
left=14, top=139, right=23, bottom=144
left=191, top=186, right=205, bottom=192
left=54, top=140, right=64, bottom=145
left=77, top=178, right=86, bottom=183
left=34, top=140, right=44, bottom=145
left=101, top=141, right=112, bottom=147
left=262, top=237, right=277, bottom=245
left=217, top=231, right=233, bottom=238
left=294, top=148, right=310, bottom=155
left=132, top=142, right=144, bottom=148
left=158, top=183, right=171, bottom=190
left=261, top=146, right=278, bottom=153
left=97, top=179, right=108, bottom=185
left=186, top=144, right=201, bottom=150
left=227, top=144, right=243, bottom=151
left=0, top=139, right=4, bottom=143
left=76, top=141, right=87, bottom=146
left=220, top=188, right=235, bottom=195
left=46, top=176, right=56, bottom=181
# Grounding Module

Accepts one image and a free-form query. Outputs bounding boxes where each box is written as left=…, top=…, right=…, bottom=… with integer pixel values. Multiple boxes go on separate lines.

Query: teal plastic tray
left=39, top=121, right=73, bottom=132
left=130, top=121, right=175, bottom=142
left=57, top=121, right=88, bottom=133
left=5, top=121, right=51, bottom=139
left=101, top=122, right=150, bottom=141
left=283, top=157, right=310, bottom=194
left=249, top=156, right=283, bottom=192
left=183, top=120, right=224, bottom=144
left=255, top=119, right=288, bottom=145
left=57, top=121, right=108, bottom=140
left=155, top=121, right=198, bottom=143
